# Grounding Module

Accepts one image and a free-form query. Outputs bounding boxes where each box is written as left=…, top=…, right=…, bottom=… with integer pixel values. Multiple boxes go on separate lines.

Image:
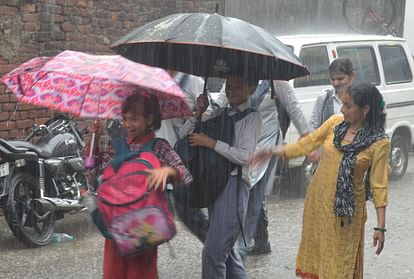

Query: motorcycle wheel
left=4, top=172, right=55, bottom=247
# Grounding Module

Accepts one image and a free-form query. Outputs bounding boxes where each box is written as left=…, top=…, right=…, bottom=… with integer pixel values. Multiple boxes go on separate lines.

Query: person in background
left=156, top=71, right=205, bottom=146
left=86, top=92, right=192, bottom=279
left=310, top=58, right=356, bottom=130
left=308, top=58, right=355, bottom=164
left=179, top=75, right=262, bottom=279
left=240, top=80, right=311, bottom=256
left=251, top=81, right=389, bottom=279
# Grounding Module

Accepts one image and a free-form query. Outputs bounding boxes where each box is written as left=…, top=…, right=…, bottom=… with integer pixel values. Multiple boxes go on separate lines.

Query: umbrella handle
left=194, top=76, right=210, bottom=129
left=85, top=132, right=96, bottom=169
left=88, top=119, right=101, bottom=157
left=270, top=80, right=276, bottom=99
left=89, top=133, right=96, bottom=157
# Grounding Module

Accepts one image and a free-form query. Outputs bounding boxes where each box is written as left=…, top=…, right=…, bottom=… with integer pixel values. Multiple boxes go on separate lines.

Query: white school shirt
left=310, top=89, right=342, bottom=130
left=179, top=101, right=262, bottom=186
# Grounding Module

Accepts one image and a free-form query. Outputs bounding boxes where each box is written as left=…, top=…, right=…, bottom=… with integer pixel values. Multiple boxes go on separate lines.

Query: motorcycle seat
left=8, top=141, right=53, bottom=158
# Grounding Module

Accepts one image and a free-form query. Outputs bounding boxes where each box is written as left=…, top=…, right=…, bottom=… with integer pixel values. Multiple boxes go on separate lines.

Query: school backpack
left=173, top=108, right=254, bottom=208
left=94, top=137, right=176, bottom=256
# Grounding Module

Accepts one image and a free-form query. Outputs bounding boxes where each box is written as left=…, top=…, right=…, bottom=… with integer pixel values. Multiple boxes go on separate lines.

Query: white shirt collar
left=229, top=101, right=249, bottom=112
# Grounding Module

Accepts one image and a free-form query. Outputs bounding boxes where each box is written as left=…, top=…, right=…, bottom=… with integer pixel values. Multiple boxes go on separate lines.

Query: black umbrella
left=111, top=13, right=310, bottom=81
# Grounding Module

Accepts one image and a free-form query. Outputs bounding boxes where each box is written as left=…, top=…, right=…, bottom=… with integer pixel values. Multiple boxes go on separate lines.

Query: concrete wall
left=0, top=0, right=216, bottom=139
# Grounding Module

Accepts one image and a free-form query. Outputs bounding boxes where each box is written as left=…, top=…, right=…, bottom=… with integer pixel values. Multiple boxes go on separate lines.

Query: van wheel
left=390, top=135, right=408, bottom=180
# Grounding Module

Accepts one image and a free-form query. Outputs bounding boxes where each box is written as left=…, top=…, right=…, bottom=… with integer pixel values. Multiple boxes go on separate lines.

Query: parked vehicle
left=0, top=115, right=90, bottom=246
left=278, top=34, right=414, bottom=195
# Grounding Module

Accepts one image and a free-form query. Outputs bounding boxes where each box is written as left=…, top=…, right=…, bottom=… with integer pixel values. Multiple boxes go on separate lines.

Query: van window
left=379, top=45, right=413, bottom=84
left=294, top=46, right=330, bottom=88
left=337, top=46, right=380, bottom=85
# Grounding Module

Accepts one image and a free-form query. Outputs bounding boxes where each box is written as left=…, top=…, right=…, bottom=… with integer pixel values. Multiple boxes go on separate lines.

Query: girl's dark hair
left=121, top=91, right=162, bottom=131
left=346, top=81, right=386, bottom=132
left=329, top=58, right=354, bottom=76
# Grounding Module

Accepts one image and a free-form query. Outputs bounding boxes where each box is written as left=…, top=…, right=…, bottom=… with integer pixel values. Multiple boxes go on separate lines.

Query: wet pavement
left=1, top=155, right=413, bottom=279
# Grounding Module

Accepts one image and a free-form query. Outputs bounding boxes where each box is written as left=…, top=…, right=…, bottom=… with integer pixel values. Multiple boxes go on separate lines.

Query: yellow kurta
left=284, top=115, right=390, bottom=279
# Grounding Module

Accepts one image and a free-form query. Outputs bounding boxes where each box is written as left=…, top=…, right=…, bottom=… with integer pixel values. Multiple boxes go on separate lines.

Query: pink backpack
left=96, top=138, right=176, bottom=256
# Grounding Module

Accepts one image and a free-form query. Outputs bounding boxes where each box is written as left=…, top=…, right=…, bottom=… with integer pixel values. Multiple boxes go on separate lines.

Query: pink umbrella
left=1, top=50, right=193, bottom=120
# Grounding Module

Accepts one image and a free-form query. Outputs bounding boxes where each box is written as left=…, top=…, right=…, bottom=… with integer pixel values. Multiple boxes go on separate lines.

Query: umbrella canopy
left=1, top=50, right=193, bottom=120
left=111, top=13, right=310, bottom=81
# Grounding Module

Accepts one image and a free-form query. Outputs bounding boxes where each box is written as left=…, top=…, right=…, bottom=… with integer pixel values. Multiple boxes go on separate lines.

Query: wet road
left=1, top=155, right=413, bottom=279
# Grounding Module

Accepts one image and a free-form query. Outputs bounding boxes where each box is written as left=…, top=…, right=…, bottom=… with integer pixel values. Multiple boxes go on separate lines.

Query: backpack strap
left=141, top=137, right=162, bottom=152
left=111, top=137, right=130, bottom=157
left=109, top=137, right=134, bottom=171
left=230, top=107, right=256, bottom=122
left=109, top=137, right=161, bottom=171
left=320, top=89, right=335, bottom=125
left=91, top=208, right=112, bottom=239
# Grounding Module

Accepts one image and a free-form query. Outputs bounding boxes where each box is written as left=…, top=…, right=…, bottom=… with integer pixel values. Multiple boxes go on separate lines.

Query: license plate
left=0, top=162, right=9, bottom=177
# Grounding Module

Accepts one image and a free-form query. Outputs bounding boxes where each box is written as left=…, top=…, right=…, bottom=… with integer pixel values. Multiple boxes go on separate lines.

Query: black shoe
left=245, top=241, right=271, bottom=255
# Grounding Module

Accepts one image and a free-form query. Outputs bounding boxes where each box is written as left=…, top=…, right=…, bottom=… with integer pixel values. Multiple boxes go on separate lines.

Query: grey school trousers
left=175, top=175, right=249, bottom=278
left=202, top=175, right=250, bottom=279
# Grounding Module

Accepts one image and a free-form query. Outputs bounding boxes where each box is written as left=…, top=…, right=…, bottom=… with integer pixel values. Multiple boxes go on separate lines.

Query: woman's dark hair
left=121, top=91, right=162, bottom=131
left=329, top=58, right=354, bottom=76
left=346, top=81, right=386, bottom=132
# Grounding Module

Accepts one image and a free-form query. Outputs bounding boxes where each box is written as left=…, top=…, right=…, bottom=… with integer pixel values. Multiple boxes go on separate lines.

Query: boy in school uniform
left=179, top=75, right=262, bottom=279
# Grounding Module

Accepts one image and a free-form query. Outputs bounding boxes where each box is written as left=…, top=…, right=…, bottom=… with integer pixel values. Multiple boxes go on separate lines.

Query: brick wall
left=0, top=0, right=216, bottom=139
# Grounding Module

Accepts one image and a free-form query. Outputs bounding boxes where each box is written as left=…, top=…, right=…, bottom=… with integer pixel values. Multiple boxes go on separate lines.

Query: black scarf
left=333, top=121, right=387, bottom=220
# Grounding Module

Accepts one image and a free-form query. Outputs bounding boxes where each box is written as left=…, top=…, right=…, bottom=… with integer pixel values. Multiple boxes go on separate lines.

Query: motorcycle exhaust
left=31, top=197, right=85, bottom=215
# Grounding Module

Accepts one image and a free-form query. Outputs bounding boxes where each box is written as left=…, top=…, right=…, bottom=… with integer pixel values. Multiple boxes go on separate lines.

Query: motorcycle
left=0, top=114, right=91, bottom=247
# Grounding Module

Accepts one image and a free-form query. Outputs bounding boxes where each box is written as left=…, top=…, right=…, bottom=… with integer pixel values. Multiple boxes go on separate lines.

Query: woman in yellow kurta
left=251, top=81, right=390, bottom=279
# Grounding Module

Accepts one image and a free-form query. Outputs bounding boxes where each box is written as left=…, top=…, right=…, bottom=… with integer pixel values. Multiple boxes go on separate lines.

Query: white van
left=278, top=34, right=414, bottom=195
